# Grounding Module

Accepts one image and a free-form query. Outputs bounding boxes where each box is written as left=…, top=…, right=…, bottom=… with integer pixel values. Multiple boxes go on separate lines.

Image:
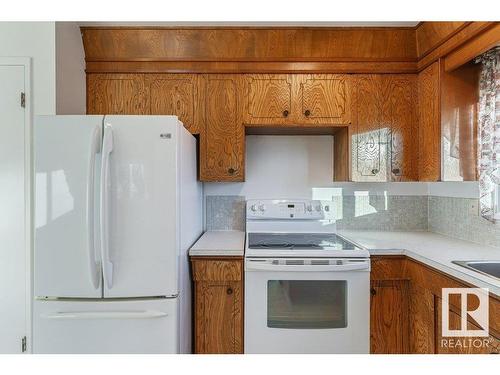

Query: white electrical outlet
left=468, top=200, right=479, bottom=216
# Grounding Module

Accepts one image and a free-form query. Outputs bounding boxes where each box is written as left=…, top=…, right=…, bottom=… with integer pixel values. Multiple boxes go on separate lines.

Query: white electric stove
left=244, top=199, right=370, bottom=354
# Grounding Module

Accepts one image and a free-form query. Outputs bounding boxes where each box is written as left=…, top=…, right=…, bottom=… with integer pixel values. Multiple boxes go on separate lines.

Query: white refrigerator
left=33, top=115, right=202, bottom=353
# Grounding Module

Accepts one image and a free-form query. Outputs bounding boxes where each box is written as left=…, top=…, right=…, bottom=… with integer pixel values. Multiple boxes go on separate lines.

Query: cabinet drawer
left=192, top=259, right=243, bottom=282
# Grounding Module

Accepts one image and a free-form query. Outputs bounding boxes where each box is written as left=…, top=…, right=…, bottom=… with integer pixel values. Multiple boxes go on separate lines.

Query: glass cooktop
left=248, top=233, right=360, bottom=251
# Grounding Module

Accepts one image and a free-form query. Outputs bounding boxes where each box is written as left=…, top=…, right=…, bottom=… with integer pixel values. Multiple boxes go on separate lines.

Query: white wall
left=203, top=135, right=430, bottom=199
left=0, top=22, right=56, bottom=115
left=56, top=22, right=86, bottom=114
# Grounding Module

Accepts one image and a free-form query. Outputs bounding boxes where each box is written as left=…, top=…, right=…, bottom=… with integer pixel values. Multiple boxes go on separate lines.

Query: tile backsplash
left=333, top=195, right=428, bottom=231
left=205, top=194, right=500, bottom=247
left=205, top=195, right=246, bottom=231
left=428, top=196, right=500, bottom=248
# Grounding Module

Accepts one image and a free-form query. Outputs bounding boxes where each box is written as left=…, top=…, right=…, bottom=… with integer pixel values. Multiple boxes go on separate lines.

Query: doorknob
left=228, top=168, right=235, bottom=175
left=283, top=110, right=289, bottom=118
left=370, top=288, right=377, bottom=296
left=226, top=288, right=233, bottom=295
left=304, top=109, right=311, bottom=117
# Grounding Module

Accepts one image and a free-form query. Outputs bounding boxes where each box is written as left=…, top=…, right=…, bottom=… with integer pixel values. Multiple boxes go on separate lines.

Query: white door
left=101, top=116, right=179, bottom=298
left=33, top=298, right=179, bottom=353
left=0, top=63, right=28, bottom=353
left=35, top=116, right=103, bottom=298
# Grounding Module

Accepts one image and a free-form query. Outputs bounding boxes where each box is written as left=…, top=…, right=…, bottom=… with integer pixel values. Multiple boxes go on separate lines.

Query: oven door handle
left=245, top=261, right=370, bottom=272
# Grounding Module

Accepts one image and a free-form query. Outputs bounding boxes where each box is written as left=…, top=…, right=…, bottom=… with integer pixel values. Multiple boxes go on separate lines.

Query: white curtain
left=476, top=47, right=500, bottom=223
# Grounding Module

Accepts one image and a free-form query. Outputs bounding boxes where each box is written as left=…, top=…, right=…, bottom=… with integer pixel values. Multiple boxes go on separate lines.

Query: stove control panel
left=246, top=199, right=334, bottom=220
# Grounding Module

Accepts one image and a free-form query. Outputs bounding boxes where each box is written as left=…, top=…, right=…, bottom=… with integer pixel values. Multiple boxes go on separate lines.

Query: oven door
left=244, top=258, right=370, bottom=354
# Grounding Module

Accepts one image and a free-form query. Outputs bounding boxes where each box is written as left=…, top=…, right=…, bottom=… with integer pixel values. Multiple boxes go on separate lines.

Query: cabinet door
left=370, top=280, right=409, bottom=354
left=418, top=62, right=441, bottom=181
left=386, top=75, right=418, bottom=181
left=296, top=74, right=351, bottom=125
left=87, top=74, right=148, bottom=114
left=351, top=75, right=391, bottom=181
left=192, top=259, right=243, bottom=354
left=243, top=74, right=292, bottom=125
left=201, top=75, right=244, bottom=181
left=146, top=74, right=203, bottom=134
left=409, top=286, right=435, bottom=353
left=195, top=281, right=243, bottom=354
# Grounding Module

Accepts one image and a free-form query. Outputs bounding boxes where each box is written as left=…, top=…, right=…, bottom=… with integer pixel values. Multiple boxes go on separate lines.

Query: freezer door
left=102, top=116, right=179, bottom=298
left=33, top=298, right=179, bottom=353
left=34, top=116, right=103, bottom=298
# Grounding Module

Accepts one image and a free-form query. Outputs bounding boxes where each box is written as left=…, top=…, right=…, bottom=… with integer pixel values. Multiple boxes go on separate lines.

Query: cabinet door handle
left=283, top=110, right=289, bottom=118
left=392, top=168, right=400, bottom=175
left=371, top=169, right=379, bottom=175
left=304, top=109, right=311, bottom=117
left=370, top=288, right=377, bottom=296
left=227, top=168, right=235, bottom=175
left=226, top=288, right=233, bottom=295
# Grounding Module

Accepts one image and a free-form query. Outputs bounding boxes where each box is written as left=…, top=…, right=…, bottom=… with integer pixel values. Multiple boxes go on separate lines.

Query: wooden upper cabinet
left=386, top=75, right=418, bottom=181
left=145, top=74, right=203, bottom=134
left=243, top=74, right=292, bottom=125
left=87, top=74, right=148, bottom=115
left=351, top=75, right=387, bottom=181
left=351, top=74, right=418, bottom=182
left=200, top=75, right=244, bottom=181
left=418, top=61, right=441, bottom=181
left=296, top=74, right=351, bottom=125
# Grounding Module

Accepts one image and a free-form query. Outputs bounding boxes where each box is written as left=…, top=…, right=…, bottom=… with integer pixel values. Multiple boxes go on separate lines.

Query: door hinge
left=21, top=336, right=27, bottom=353
left=20, top=92, right=26, bottom=108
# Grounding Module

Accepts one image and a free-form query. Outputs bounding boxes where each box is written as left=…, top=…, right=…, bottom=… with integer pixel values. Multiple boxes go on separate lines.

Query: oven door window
left=267, top=280, right=347, bottom=329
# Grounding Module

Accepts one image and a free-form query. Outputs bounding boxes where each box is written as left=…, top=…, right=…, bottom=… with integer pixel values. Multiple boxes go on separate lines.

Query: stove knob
left=306, top=205, right=313, bottom=212
left=258, top=204, right=266, bottom=212
left=250, top=204, right=257, bottom=212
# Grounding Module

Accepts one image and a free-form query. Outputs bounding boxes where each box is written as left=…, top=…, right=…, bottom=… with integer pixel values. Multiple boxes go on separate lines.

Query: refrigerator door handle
left=43, top=311, right=168, bottom=320
left=100, top=125, right=114, bottom=289
left=87, top=126, right=101, bottom=290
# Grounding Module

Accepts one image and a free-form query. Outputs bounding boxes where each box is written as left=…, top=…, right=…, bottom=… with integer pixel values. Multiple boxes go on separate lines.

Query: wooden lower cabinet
left=371, top=256, right=500, bottom=354
left=370, top=279, right=409, bottom=353
left=191, top=257, right=243, bottom=354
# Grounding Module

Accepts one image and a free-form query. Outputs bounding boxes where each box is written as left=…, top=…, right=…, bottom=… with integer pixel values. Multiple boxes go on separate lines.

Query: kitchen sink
left=452, top=261, right=500, bottom=280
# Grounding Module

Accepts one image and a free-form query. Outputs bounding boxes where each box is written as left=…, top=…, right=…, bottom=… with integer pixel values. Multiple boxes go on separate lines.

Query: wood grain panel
left=146, top=74, right=203, bottom=134
left=244, top=74, right=292, bottom=125
left=444, top=23, right=500, bottom=72
left=87, top=74, right=148, bottom=114
left=333, top=127, right=350, bottom=181
left=191, top=259, right=243, bottom=282
left=441, top=62, right=479, bottom=181
left=370, top=279, right=410, bottom=354
left=81, top=27, right=417, bottom=62
left=195, top=281, right=242, bottom=353
left=387, top=75, right=419, bottom=181
left=351, top=75, right=389, bottom=181
left=418, top=61, right=441, bottom=181
left=191, top=257, right=243, bottom=354
left=416, top=22, right=468, bottom=58
left=85, top=60, right=419, bottom=74
left=408, top=286, right=435, bottom=353
left=200, top=75, right=244, bottom=181
left=297, top=74, right=351, bottom=124
left=417, top=22, right=493, bottom=71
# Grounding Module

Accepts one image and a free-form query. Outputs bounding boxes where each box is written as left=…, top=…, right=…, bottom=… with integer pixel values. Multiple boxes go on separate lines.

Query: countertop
left=338, top=230, right=500, bottom=297
left=189, top=230, right=245, bottom=257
